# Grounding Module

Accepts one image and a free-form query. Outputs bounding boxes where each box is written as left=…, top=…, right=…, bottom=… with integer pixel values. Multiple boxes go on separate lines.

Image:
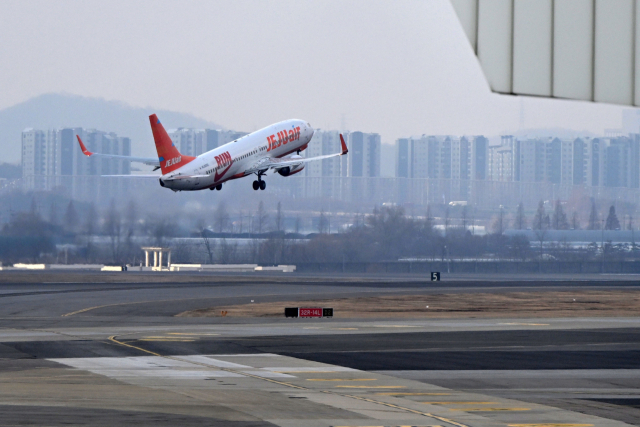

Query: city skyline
left=0, top=0, right=631, bottom=160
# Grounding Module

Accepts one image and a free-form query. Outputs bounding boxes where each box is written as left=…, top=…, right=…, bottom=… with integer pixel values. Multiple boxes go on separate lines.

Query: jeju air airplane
left=76, top=114, right=348, bottom=192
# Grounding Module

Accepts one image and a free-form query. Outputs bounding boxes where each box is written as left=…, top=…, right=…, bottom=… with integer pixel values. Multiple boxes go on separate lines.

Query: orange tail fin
left=149, top=114, right=195, bottom=174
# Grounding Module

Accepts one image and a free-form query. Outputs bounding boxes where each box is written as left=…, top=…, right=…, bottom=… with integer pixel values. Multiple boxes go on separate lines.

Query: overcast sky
left=0, top=0, right=630, bottom=144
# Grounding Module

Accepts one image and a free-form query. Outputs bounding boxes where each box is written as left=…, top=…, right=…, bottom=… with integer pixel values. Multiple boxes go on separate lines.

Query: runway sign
left=431, top=272, right=440, bottom=281
left=284, top=307, right=333, bottom=318
left=299, top=308, right=323, bottom=317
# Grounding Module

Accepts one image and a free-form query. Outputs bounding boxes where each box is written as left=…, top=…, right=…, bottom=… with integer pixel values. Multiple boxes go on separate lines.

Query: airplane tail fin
left=149, top=114, right=195, bottom=174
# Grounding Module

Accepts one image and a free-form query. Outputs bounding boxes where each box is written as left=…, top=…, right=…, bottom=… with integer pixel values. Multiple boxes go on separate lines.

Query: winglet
left=340, top=134, right=348, bottom=155
left=76, top=135, right=93, bottom=156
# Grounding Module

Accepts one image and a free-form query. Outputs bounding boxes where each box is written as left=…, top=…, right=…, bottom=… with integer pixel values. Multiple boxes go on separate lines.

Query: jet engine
left=277, top=155, right=305, bottom=176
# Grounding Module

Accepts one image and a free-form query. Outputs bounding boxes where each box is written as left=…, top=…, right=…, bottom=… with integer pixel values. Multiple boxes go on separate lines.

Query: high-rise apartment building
left=168, top=129, right=248, bottom=156
left=22, top=128, right=131, bottom=196
left=398, top=135, right=487, bottom=181
left=489, top=136, right=516, bottom=181
left=348, top=132, right=380, bottom=178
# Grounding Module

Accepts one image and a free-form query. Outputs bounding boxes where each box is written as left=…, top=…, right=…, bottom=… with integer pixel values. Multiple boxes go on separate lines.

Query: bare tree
left=85, top=203, right=97, bottom=236
left=214, top=202, right=230, bottom=233
left=48, top=202, right=58, bottom=226
left=274, top=201, right=283, bottom=232
left=425, top=204, right=433, bottom=231
left=533, top=200, right=545, bottom=230
left=491, top=207, right=506, bottom=235
left=237, top=210, right=245, bottom=234
left=605, top=205, right=621, bottom=230
left=588, top=199, right=598, bottom=230
left=123, top=200, right=137, bottom=262
left=294, top=214, right=301, bottom=234
left=514, top=202, right=526, bottom=230
left=30, top=198, right=38, bottom=217
left=104, top=201, right=122, bottom=263
left=534, top=215, right=549, bottom=260
left=200, top=228, right=215, bottom=264
left=217, top=238, right=237, bottom=264
left=461, top=205, right=468, bottom=230
left=150, top=217, right=174, bottom=246
left=444, top=205, right=450, bottom=234
left=571, top=211, right=580, bottom=230
left=255, top=201, right=268, bottom=233
left=551, top=200, right=569, bottom=230
left=318, top=210, right=329, bottom=234
left=84, top=202, right=97, bottom=262
left=63, top=200, right=79, bottom=233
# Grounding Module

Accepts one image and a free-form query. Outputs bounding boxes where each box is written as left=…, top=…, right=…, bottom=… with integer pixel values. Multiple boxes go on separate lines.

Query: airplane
left=76, top=114, right=348, bottom=192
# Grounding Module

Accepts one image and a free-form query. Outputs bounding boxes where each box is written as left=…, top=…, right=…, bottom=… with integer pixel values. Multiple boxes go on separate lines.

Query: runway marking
left=307, top=378, right=377, bottom=381
left=138, top=339, right=195, bottom=342
left=336, top=385, right=405, bottom=389
left=508, top=425, right=593, bottom=427
left=167, top=333, right=220, bottom=336
left=108, top=336, right=162, bottom=357
left=499, top=323, right=550, bottom=326
left=453, top=408, right=530, bottom=412
left=274, top=370, right=337, bottom=373
left=423, top=402, right=498, bottom=405
left=372, top=325, right=418, bottom=328
left=333, top=328, right=359, bottom=330
left=141, top=336, right=191, bottom=339
left=63, top=288, right=401, bottom=317
left=376, top=393, right=451, bottom=396
left=107, top=336, right=470, bottom=427
left=62, top=297, right=217, bottom=317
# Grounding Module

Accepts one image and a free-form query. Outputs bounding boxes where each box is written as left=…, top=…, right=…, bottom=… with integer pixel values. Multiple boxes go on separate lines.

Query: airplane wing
left=245, top=133, right=348, bottom=175
left=77, top=135, right=160, bottom=168
left=99, top=174, right=161, bottom=178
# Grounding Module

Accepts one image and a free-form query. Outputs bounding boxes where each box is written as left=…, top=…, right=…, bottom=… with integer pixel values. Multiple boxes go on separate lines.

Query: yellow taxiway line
left=107, top=335, right=471, bottom=427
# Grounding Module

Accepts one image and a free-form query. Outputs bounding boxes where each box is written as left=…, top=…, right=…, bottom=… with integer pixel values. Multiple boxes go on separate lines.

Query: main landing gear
left=210, top=183, right=223, bottom=191
left=253, top=171, right=266, bottom=191
left=252, top=179, right=266, bottom=191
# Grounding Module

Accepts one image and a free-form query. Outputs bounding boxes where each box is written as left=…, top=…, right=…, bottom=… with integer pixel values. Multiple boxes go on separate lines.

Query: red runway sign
left=298, top=307, right=323, bottom=318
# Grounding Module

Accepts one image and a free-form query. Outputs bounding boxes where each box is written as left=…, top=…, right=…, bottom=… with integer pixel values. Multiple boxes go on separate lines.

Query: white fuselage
left=160, top=119, right=314, bottom=191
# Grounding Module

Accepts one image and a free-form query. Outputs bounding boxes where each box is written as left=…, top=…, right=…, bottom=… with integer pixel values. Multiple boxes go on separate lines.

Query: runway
left=0, top=271, right=639, bottom=426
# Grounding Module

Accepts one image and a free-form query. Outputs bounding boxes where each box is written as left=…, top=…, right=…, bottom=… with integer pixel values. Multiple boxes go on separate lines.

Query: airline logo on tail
left=165, top=156, right=182, bottom=167
left=149, top=114, right=195, bottom=174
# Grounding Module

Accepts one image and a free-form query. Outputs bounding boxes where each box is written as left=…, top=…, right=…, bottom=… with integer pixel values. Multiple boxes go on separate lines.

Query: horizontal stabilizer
left=76, top=135, right=160, bottom=167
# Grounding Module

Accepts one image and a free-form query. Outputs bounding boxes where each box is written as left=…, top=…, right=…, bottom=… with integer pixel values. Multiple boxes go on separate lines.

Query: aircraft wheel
left=252, top=180, right=259, bottom=190
left=216, top=184, right=222, bottom=191
left=259, top=180, right=266, bottom=190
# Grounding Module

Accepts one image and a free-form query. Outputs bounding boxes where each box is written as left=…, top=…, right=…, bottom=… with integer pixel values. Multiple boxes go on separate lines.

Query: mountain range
left=0, top=93, right=223, bottom=163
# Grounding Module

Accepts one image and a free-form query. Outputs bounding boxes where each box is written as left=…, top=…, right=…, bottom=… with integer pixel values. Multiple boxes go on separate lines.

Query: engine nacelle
left=277, top=164, right=305, bottom=176
left=277, top=155, right=305, bottom=176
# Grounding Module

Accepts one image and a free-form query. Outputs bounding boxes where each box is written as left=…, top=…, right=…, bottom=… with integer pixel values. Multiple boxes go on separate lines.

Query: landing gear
left=216, top=184, right=222, bottom=191
left=253, top=174, right=267, bottom=191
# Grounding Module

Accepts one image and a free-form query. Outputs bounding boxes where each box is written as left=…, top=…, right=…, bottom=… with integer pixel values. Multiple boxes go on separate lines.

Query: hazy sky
left=0, top=0, right=630, bottom=143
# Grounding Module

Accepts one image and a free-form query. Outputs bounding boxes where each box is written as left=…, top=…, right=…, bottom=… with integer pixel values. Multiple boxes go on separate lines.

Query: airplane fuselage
left=159, top=119, right=314, bottom=191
